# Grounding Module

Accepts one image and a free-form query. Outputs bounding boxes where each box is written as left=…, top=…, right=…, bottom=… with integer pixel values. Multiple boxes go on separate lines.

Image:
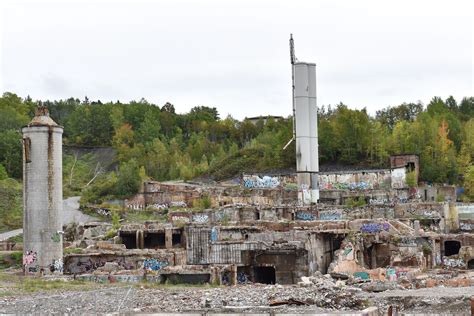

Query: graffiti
left=193, top=214, right=209, bottom=223
left=143, top=259, right=169, bottom=271
left=50, top=258, right=63, bottom=273
left=360, top=223, right=390, bottom=233
left=28, top=266, right=38, bottom=273
left=406, top=207, right=440, bottom=218
left=396, top=268, right=409, bottom=278
left=321, top=182, right=370, bottom=190
left=170, top=201, right=187, bottom=208
left=373, top=208, right=395, bottom=219
left=353, top=272, right=370, bottom=280
left=243, top=175, right=280, bottom=189
left=171, top=215, right=190, bottom=223
left=96, top=208, right=111, bottom=217
left=211, top=227, right=218, bottom=241
left=342, top=247, right=353, bottom=257
left=296, top=211, right=315, bottom=221
left=319, top=210, right=342, bottom=220
left=51, top=232, right=61, bottom=243
left=443, top=257, right=465, bottom=268
left=23, top=250, right=37, bottom=266
left=399, top=237, right=417, bottom=247
left=148, top=203, right=168, bottom=210
left=391, top=167, right=406, bottom=189
left=238, top=272, right=249, bottom=284
left=369, top=198, right=390, bottom=205
left=460, top=222, right=474, bottom=231
left=386, top=268, right=397, bottom=281
left=127, top=204, right=144, bottom=210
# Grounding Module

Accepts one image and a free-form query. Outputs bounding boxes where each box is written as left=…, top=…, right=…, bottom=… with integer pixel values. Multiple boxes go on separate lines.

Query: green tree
left=116, top=159, right=141, bottom=196
left=0, top=130, right=22, bottom=178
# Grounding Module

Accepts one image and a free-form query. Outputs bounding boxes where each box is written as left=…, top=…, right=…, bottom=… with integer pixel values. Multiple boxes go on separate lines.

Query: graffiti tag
left=243, top=175, right=280, bottom=189
left=296, top=212, right=315, bottom=221
left=360, top=223, right=390, bottom=233
left=143, top=259, right=169, bottom=271
left=193, top=214, right=209, bottom=223
left=23, top=250, right=37, bottom=266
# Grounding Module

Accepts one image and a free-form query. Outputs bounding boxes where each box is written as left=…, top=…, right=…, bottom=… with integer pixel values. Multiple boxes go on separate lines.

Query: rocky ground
left=0, top=275, right=473, bottom=315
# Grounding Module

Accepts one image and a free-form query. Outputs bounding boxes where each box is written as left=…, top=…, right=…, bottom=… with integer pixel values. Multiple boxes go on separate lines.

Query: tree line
left=0, top=92, right=472, bottom=202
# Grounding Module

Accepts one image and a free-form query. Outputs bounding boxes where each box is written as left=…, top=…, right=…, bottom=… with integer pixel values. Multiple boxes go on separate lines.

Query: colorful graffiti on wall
left=243, top=175, right=280, bottom=189
left=143, top=259, right=169, bottom=271
left=23, top=250, right=37, bottom=267
left=360, top=223, right=390, bottom=233
left=50, top=258, right=63, bottom=273
left=296, top=211, right=315, bottom=221
left=193, top=214, right=209, bottom=223
left=319, top=210, right=342, bottom=220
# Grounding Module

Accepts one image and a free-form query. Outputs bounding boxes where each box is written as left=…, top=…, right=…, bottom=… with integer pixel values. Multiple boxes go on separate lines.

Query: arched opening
left=444, top=240, right=461, bottom=256
left=468, top=259, right=474, bottom=269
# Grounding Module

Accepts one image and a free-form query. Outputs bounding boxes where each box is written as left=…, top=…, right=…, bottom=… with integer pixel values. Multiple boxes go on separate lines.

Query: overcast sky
left=0, top=0, right=472, bottom=119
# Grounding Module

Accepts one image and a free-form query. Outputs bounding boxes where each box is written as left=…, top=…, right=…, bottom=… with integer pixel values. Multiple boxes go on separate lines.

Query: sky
left=0, top=0, right=473, bottom=119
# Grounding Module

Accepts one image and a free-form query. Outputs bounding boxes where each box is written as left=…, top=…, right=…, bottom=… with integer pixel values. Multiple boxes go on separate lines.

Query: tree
left=116, top=159, right=141, bottom=196
left=0, top=130, right=22, bottom=178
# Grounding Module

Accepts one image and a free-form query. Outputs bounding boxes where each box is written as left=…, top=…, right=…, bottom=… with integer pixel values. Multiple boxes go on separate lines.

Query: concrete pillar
left=165, top=228, right=172, bottom=249
left=371, top=247, right=377, bottom=269
left=413, top=220, right=420, bottom=236
left=431, top=238, right=437, bottom=267
left=136, top=230, right=144, bottom=249
left=230, top=264, right=237, bottom=286
left=22, top=107, right=63, bottom=274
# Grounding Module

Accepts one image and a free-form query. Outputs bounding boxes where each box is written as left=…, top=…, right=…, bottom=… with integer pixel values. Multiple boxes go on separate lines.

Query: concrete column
left=371, top=247, right=377, bottom=269
left=136, top=230, right=144, bottom=249
left=165, top=228, right=172, bottom=249
left=413, top=220, right=420, bottom=236
left=230, top=264, right=237, bottom=286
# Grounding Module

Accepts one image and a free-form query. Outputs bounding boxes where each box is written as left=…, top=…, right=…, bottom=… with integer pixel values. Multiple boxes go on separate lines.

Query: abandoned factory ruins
left=15, top=37, right=474, bottom=314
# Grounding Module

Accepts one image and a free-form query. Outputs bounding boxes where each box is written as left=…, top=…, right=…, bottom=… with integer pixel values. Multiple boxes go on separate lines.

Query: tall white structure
left=290, top=35, right=319, bottom=204
left=22, top=106, right=63, bottom=274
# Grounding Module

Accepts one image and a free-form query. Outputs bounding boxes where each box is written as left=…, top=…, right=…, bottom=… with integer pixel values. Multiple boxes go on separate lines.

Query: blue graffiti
left=143, top=259, right=169, bottom=271
left=360, top=223, right=390, bottom=233
left=296, top=212, right=315, bottom=221
left=319, top=211, right=342, bottom=220
left=243, top=175, right=280, bottom=189
left=211, top=227, right=218, bottom=241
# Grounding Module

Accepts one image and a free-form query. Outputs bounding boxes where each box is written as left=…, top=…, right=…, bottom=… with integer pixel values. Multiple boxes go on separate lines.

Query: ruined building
left=22, top=106, right=63, bottom=274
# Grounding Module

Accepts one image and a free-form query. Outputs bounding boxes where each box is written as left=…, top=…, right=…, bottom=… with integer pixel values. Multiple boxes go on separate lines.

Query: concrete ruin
left=63, top=170, right=474, bottom=289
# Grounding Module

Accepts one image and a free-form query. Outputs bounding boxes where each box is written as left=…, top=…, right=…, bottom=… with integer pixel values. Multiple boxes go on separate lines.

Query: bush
left=116, top=159, right=141, bottom=197
left=104, top=229, right=117, bottom=240
left=111, top=210, right=121, bottom=230
left=406, top=171, right=417, bottom=188
left=345, top=196, right=367, bottom=208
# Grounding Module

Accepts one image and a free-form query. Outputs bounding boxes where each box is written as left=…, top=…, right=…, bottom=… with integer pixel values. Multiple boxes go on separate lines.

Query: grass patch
left=64, top=247, right=83, bottom=255
left=20, top=278, right=93, bottom=293
left=0, top=252, right=22, bottom=269
left=124, top=210, right=167, bottom=223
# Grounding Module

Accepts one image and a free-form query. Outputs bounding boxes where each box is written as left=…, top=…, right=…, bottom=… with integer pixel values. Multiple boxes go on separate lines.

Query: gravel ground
left=1, top=283, right=473, bottom=314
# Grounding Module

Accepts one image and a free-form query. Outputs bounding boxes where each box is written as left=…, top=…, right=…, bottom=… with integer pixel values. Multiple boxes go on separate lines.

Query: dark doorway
left=172, top=233, right=182, bottom=247
left=144, top=233, right=166, bottom=249
left=253, top=266, right=276, bottom=284
left=444, top=240, right=461, bottom=256
left=121, top=233, right=137, bottom=249
left=468, top=259, right=474, bottom=269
